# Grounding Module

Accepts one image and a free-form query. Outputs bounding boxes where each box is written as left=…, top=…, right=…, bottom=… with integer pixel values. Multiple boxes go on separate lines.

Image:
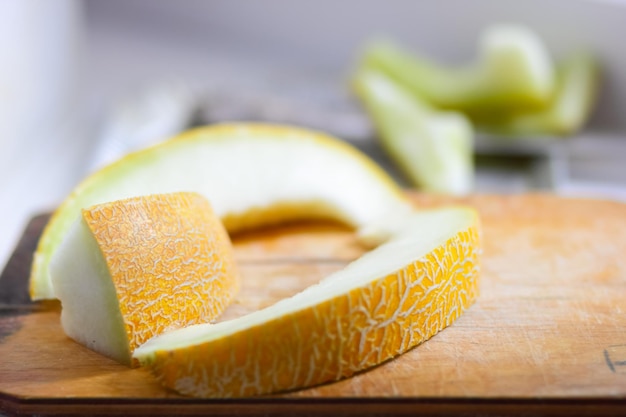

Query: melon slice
left=32, top=124, right=411, bottom=300
left=478, top=52, right=599, bottom=136
left=361, top=24, right=555, bottom=113
left=134, top=206, right=481, bottom=397
left=353, top=67, right=474, bottom=195
left=50, top=192, right=238, bottom=365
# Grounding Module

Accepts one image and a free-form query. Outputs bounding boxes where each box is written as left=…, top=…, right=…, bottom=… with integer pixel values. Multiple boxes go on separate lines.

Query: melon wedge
left=50, top=192, right=238, bottom=365
left=478, top=52, right=599, bottom=136
left=134, top=206, right=481, bottom=397
left=31, top=124, right=411, bottom=300
left=353, top=67, right=474, bottom=195
left=361, top=24, right=555, bottom=114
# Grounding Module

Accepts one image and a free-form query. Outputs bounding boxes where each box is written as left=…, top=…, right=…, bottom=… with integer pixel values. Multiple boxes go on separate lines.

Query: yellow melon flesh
left=50, top=192, right=238, bottom=366
left=31, top=123, right=411, bottom=300
left=133, top=206, right=480, bottom=397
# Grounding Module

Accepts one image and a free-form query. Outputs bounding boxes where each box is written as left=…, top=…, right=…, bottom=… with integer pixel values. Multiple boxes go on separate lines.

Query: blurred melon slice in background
left=353, top=67, right=474, bottom=195
left=31, top=124, right=412, bottom=300
left=50, top=192, right=239, bottom=366
left=361, top=24, right=555, bottom=114
left=477, top=52, right=600, bottom=136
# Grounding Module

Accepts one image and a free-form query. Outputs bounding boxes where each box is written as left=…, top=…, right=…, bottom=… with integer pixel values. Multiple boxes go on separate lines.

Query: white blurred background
left=1, top=0, right=626, bottom=271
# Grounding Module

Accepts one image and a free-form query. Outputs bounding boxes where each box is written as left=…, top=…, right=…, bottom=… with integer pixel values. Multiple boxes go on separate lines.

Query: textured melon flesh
left=50, top=193, right=239, bottom=366
left=31, top=124, right=410, bottom=300
left=134, top=207, right=481, bottom=398
left=361, top=24, right=554, bottom=113
left=353, top=68, right=473, bottom=195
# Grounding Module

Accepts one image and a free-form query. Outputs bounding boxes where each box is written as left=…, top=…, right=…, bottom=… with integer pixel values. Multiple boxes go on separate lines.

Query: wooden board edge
left=2, top=395, right=626, bottom=417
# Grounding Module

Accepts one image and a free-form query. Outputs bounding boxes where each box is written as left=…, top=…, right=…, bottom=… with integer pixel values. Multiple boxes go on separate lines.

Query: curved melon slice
left=50, top=192, right=238, bottom=365
left=361, top=24, right=555, bottom=113
left=134, top=206, right=481, bottom=397
left=32, top=123, right=411, bottom=300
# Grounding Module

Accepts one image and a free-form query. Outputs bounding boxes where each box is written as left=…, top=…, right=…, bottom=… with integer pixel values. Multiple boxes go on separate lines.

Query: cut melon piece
left=353, top=67, right=474, bottom=195
left=50, top=192, right=238, bottom=365
left=478, top=52, right=600, bottom=136
left=134, top=206, right=481, bottom=397
left=31, top=123, right=411, bottom=300
left=361, top=24, right=555, bottom=113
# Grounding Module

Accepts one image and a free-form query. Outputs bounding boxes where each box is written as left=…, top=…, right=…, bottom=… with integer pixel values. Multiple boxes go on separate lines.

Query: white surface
left=0, top=0, right=85, bottom=271
left=1, top=0, right=626, bottom=273
left=0, top=0, right=81, bottom=161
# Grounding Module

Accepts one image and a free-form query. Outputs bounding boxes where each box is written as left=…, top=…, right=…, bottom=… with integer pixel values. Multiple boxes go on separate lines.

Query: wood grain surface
left=1, top=193, right=625, bottom=416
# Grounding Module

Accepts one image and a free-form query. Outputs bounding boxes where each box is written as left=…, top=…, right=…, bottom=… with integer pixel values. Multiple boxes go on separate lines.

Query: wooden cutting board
left=1, top=194, right=625, bottom=416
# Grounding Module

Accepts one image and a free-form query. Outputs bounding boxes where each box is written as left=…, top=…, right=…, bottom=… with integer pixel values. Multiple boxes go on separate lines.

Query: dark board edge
left=0, top=214, right=50, bottom=306
left=2, top=395, right=626, bottom=417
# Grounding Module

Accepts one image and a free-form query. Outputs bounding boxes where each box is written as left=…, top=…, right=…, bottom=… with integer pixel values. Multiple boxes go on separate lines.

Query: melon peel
left=31, top=123, right=411, bottom=300
left=134, top=206, right=481, bottom=397
left=50, top=192, right=239, bottom=366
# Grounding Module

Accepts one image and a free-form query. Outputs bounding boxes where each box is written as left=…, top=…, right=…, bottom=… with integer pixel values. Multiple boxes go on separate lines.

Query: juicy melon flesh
left=31, top=123, right=411, bottom=300
left=50, top=192, right=239, bottom=365
left=134, top=206, right=481, bottom=397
